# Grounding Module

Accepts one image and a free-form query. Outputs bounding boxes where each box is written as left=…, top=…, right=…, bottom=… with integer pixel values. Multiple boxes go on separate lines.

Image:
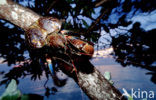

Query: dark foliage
left=0, top=0, right=156, bottom=93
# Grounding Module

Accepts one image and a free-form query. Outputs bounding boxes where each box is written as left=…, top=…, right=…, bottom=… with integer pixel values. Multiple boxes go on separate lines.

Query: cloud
left=131, top=10, right=156, bottom=31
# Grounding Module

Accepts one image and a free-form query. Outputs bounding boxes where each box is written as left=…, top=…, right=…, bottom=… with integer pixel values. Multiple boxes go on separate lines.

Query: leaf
left=21, top=95, right=29, bottom=100
left=104, top=71, right=114, bottom=85
left=109, top=80, right=114, bottom=85
left=5, top=80, right=17, bottom=93
left=1, top=90, right=21, bottom=100
left=104, top=71, right=111, bottom=80
left=128, top=96, right=133, bottom=100
left=0, top=79, right=21, bottom=100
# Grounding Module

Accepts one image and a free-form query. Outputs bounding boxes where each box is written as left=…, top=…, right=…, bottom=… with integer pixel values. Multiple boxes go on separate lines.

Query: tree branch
left=0, top=0, right=40, bottom=30
left=77, top=66, right=123, bottom=100
left=95, top=0, right=112, bottom=7
left=86, top=9, right=109, bottom=34
left=0, top=0, right=125, bottom=99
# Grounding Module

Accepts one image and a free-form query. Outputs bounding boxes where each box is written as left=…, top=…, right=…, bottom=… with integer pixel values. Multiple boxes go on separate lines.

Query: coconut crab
left=23, top=17, right=94, bottom=80
left=61, top=30, right=94, bottom=58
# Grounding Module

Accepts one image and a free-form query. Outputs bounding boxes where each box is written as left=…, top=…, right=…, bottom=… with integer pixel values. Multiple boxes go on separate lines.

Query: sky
left=131, top=10, right=156, bottom=31
left=0, top=1, right=156, bottom=100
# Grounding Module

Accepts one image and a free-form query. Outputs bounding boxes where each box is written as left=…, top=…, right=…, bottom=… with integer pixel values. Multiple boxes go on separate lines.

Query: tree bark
left=0, top=0, right=40, bottom=30
left=0, top=0, right=125, bottom=100
left=77, top=68, right=122, bottom=100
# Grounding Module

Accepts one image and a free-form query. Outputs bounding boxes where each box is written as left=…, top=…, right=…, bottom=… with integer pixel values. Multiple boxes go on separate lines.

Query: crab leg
left=71, top=60, right=79, bottom=81
left=52, top=56, right=79, bottom=81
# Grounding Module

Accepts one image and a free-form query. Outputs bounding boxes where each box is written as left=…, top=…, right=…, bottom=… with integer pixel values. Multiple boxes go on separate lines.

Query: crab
left=22, top=17, right=94, bottom=80
left=25, top=17, right=62, bottom=49
left=60, top=30, right=94, bottom=58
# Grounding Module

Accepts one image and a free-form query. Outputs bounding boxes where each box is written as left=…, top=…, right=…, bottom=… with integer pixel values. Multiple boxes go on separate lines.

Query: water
left=0, top=55, right=156, bottom=100
left=92, top=56, right=156, bottom=100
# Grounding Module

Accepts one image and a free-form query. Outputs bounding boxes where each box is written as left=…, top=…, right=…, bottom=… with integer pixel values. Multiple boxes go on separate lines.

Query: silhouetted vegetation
left=0, top=0, right=156, bottom=95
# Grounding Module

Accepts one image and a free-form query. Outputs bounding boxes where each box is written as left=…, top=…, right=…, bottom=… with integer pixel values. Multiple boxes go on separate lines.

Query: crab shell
left=66, top=35, right=94, bottom=57
left=38, top=17, right=62, bottom=34
left=46, top=33, right=67, bottom=49
left=25, top=24, right=47, bottom=48
left=25, top=17, right=62, bottom=49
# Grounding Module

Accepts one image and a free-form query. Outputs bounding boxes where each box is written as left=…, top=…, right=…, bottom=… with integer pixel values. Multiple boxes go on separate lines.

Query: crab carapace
left=24, top=17, right=94, bottom=81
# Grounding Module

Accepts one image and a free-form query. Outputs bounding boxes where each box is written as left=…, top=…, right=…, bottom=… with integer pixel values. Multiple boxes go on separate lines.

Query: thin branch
left=46, top=0, right=60, bottom=14
left=95, top=0, right=111, bottom=7
left=86, top=9, right=109, bottom=34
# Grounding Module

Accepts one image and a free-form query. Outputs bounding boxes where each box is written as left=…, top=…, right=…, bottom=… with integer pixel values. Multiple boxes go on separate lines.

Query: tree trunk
left=0, top=0, right=125, bottom=100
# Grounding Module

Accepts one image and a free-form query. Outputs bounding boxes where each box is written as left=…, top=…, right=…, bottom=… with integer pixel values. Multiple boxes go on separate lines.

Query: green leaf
left=0, top=79, right=21, bottom=100
left=109, top=80, right=114, bottom=85
left=21, top=95, right=29, bottom=100
left=128, top=96, right=133, bottom=100
left=104, top=71, right=114, bottom=85
left=5, top=80, right=17, bottom=94
left=1, top=90, right=21, bottom=100
left=104, top=71, right=111, bottom=80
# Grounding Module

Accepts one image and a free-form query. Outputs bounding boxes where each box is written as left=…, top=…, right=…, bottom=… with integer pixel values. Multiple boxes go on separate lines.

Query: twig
left=46, top=0, right=60, bottom=14
left=86, top=9, right=109, bottom=34
left=95, top=0, right=111, bottom=7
